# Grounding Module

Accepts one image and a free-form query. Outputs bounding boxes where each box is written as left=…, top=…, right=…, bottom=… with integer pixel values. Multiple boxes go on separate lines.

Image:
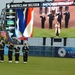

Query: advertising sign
left=55, top=47, right=75, bottom=58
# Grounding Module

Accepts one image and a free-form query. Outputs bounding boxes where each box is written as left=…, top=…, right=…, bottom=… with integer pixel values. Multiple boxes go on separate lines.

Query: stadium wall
left=4, top=45, right=75, bottom=58
left=4, top=38, right=75, bottom=58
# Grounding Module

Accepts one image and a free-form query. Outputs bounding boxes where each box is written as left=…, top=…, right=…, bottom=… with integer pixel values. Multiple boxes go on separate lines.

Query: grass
left=0, top=56, right=75, bottom=75
left=33, top=26, right=75, bottom=38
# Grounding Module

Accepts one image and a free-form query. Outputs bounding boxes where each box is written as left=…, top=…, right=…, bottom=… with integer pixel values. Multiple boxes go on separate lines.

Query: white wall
left=26, top=38, right=75, bottom=47
left=28, top=38, right=43, bottom=46
left=66, top=38, right=75, bottom=47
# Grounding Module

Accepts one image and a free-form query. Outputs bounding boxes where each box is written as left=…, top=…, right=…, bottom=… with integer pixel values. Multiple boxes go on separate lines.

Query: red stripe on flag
left=26, top=8, right=34, bottom=26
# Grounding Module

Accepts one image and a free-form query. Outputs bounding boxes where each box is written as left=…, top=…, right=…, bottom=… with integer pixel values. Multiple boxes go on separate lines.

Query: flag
left=23, top=8, right=34, bottom=37
left=15, top=8, right=34, bottom=40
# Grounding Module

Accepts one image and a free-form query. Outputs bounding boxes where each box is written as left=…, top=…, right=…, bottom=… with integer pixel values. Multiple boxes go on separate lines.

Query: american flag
left=15, top=8, right=34, bottom=40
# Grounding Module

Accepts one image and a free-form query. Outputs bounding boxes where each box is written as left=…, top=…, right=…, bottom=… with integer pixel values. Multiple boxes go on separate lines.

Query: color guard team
left=0, top=40, right=29, bottom=64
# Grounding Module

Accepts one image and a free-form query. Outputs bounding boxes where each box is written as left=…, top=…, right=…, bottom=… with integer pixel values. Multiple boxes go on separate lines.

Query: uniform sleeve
left=56, top=13, right=59, bottom=16
left=40, top=16, right=42, bottom=18
left=48, top=14, right=49, bottom=17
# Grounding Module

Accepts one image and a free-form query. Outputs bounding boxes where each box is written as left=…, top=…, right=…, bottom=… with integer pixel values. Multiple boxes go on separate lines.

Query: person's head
left=56, top=21, right=60, bottom=27
left=24, top=43, right=27, bottom=45
left=42, top=13, right=45, bottom=16
left=66, top=10, right=69, bottom=13
left=65, top=6, right=69, bottom=11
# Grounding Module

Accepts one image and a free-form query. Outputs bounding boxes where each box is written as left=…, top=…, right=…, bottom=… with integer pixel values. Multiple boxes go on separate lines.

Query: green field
left=33, top=26, right=75, bottom=38
left=0, top=56, right=75, bottom=75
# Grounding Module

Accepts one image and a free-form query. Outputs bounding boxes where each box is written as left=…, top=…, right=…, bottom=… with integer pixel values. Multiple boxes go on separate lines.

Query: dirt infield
left=34, top=6, right=75, bottom=29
